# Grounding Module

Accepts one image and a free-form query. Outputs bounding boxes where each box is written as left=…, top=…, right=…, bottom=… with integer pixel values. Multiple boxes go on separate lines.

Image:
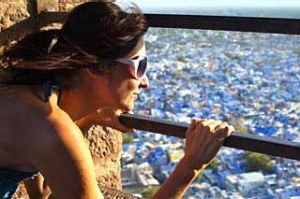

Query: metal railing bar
left=38, top=12, right=300, bottom=35
left=145, top=14, right=300, bottom=35
left=119, top=113, right=300, bottom=161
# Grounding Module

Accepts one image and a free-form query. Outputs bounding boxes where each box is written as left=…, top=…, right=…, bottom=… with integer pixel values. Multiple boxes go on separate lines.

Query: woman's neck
left=30, top=84, right=82, bottom=121
left=58, top=88, right=92, bottom=121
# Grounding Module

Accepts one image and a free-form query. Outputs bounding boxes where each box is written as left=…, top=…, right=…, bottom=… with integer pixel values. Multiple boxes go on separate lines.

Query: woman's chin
left=120, top=104, right=134, bottom=113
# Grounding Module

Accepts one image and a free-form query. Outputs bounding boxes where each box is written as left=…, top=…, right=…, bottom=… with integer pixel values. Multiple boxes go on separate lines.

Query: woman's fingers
left=193, top=120, right=233, bottom=135
left=184, top=119, right=235, bottom=170
left=213, top=128, right=229, bottom=144
left=186, top=119, right=197, bottom=135
left=190, top=120, right=224, bottom=142
left=214, top=123, right=234, bottom=139
left=186, top=119, right=234, bottom=148
left=197, top=120, right=224, bottom=133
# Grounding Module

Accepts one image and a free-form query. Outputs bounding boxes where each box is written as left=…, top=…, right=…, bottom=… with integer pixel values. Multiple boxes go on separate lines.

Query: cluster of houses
left=121, top=28, right=300, bottom=198
left=121, top=134, right=300, bottom=198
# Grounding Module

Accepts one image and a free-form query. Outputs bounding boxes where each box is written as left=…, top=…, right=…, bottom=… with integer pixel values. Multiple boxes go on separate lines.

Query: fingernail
left=129, top=129, right=136, bottom=133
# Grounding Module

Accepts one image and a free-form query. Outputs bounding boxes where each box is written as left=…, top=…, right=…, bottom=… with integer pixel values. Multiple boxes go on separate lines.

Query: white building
left=225, top=172, right=266, bottom=197
left=121, top=163, right=139, bottom=186
left=137, top=162, right=160, bottom=187
left=237, top=172, right=266, bottom=197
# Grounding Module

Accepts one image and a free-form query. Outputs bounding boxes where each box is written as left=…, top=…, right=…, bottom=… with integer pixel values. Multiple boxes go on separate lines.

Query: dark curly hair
left=0, top=2, right=148, bottom=86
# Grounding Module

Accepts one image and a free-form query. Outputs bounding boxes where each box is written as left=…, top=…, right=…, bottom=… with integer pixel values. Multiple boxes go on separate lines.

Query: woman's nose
left=139, top=74, right=149, bottom=88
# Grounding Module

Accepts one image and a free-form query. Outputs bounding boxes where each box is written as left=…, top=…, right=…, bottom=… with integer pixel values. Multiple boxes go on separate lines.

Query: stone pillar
left=85, top=126, right=123, bottom=190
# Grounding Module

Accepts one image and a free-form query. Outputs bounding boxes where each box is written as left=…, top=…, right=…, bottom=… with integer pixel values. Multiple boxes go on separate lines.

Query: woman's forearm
left=152, top=157, right=206, bottom=199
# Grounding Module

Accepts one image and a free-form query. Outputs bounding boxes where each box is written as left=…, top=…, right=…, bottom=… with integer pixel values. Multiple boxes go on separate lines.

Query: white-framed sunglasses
left=116, top=55, right=148, bottom=79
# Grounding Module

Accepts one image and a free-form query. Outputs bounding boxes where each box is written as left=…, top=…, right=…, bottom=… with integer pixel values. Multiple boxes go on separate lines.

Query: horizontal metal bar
left=38, top=12, right=300, bottom=35
left=145, top=14, right=300, bottom=35
left=119, top=113, right=300, bottom=161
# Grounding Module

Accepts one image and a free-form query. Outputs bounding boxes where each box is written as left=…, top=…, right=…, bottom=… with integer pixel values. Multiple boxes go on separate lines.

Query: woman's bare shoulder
left=0, top=86, right=74, bottom=138
left=13, top=96, right=101, bottom=197
left=0, top=86, right=86, bottom=176
left=0, top=85, right=83, bottom=163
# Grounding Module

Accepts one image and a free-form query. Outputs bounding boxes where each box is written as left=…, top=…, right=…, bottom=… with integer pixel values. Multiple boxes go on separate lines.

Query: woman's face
left=105, top=41, right=149, bottom=112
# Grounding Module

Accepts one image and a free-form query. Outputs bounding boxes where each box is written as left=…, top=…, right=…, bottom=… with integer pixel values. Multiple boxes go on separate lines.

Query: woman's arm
left=24, top=173, right=52, bottom=199
left=152, top=119, right=234, bottom=199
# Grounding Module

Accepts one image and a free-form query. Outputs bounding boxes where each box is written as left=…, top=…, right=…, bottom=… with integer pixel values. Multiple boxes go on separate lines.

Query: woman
left=0, top=2, right=234, bottom=199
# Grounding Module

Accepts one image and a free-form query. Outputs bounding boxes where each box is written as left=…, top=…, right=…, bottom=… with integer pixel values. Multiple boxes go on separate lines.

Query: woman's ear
left=87, top=64, right=111, bottom=77
left=80, top=67, right=100, bottom=82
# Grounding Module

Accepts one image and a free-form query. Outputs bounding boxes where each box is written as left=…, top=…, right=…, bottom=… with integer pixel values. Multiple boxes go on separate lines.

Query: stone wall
left=0, top=0, right=32, bottom=54
left=1, top=1, right=123, bottom=198
left=86, top=126, right=123, bottom=189
left=0, top=0, right=94, bottom=53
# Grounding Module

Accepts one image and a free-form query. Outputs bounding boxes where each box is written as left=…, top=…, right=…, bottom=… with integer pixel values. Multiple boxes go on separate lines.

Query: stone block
left=0, top=1, right=31, bottom=54
left=85, top=125, right=123, bottom=190
left=38, top=0, right=59, bottom=13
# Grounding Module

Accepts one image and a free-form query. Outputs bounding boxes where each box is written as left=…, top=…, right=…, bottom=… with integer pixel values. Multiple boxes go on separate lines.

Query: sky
left=133, top=0, right=300, bottom=8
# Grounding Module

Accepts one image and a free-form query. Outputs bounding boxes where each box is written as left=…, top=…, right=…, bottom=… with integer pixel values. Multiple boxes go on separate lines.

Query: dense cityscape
left=121, top=28, right=300, bottom=198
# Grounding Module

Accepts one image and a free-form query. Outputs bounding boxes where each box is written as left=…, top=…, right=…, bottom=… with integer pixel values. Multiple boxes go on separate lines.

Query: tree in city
left=233, top=122, right=248, bottom=134
left=145, top=41, right=152, bottom=51
left=122, top=133, right=134, bottom=144
left=177, top=54, right=187, bottom=62
left=141, top=186, right=161, bottom=198
left=244, top=152, right=274, bottom=173
left=294, top=49, right=300, bottom=57
left=207, top=158, right=219, bottom=170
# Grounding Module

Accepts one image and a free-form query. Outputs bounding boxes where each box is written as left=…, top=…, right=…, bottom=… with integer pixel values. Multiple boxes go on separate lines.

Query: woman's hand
left=24, top=174, right=52, bottom=199
left=184, top=119, right=234, bottom=171
left=75, top=107, right=135, bottom=133
left=152, top=119, right=234, bottom=199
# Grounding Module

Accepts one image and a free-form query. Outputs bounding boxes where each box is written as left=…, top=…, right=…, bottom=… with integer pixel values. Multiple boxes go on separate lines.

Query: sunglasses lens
left=136, top=57, right=147, bottom=78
